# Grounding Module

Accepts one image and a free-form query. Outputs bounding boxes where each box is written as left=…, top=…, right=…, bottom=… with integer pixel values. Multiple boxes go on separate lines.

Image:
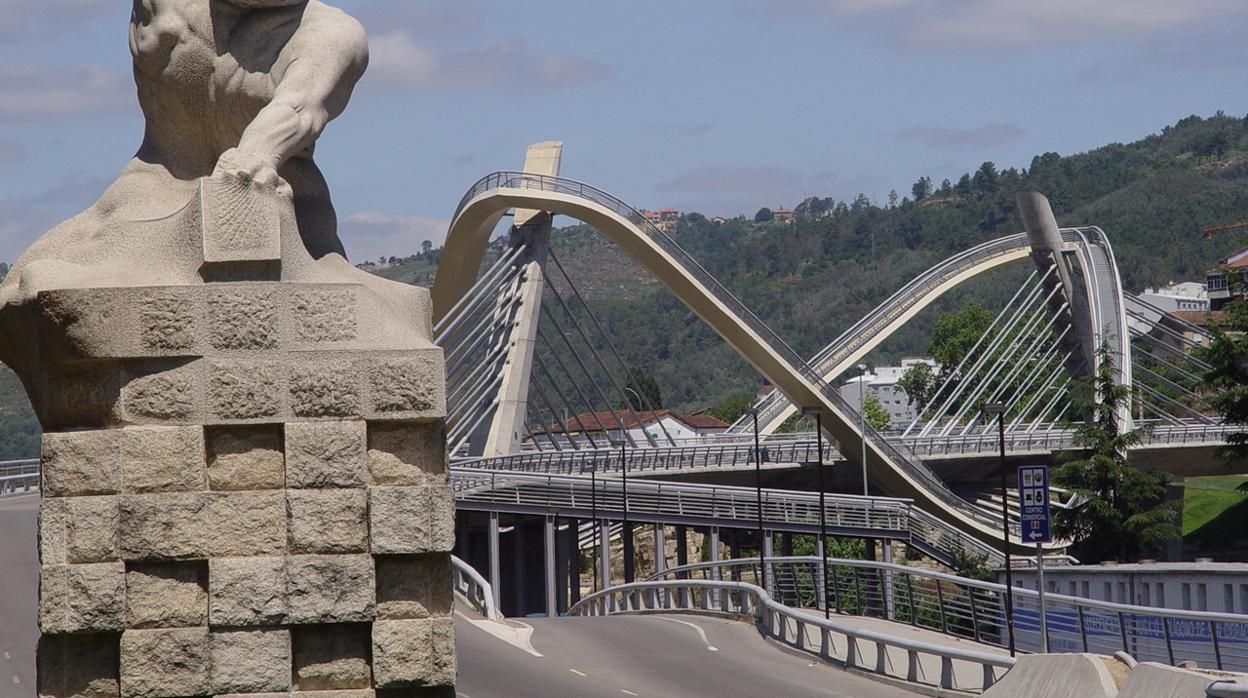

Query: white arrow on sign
left=1028, top=531, right=1045, bottom=540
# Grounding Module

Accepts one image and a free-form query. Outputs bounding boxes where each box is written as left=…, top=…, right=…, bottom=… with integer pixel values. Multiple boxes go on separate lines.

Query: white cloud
left=748, top=0, right=1248, bottom=45
left=339, top=211, right=449, bottom=262
left=0, top=62, right=129, bottom=122
left=366, top=33, right=608, bottom=90
left=894, top=122, right=1025, bottom=147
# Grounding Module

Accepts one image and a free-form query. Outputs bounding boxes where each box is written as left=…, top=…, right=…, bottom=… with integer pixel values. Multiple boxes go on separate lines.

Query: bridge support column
left=676, top=525, right=689, bottom=576
left=545, top=515, right=557, bottom=617
left=563, top=517, right=580, bottom=610
left=489, top=511, right=502, bottom=611
left=623, top=522, right=636, bottom=583
left=654, top=524, right=666, bottom=576
left=709, top=526, right=721, bottom=580
left=762, top=531, right=774, bottom=595
left=599, top=520, right=612, bottom=589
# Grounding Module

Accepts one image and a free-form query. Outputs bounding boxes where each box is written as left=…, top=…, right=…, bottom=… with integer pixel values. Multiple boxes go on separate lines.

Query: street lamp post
left=984, top=401, right=1016, bottom=657
left=589, top=461, right=599, bottom=593
left=614, top=436, right=633, bottom=583
left=745, top=408, right=766, bottom=593
left=801, top=406, right=829, bottom=619
left=857, top=364, right=869, bottom=497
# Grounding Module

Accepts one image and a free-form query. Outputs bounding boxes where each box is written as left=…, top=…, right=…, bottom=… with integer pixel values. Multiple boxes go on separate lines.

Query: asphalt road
left=0, top=496, right=909, bottom=697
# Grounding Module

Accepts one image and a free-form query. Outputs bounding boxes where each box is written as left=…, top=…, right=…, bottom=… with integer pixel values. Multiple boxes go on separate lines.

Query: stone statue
left=4, top=2, right=457, bottom=695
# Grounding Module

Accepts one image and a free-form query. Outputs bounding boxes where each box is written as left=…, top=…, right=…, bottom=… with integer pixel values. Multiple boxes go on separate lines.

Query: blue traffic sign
left=1017, top=465, right=1051, bottom=544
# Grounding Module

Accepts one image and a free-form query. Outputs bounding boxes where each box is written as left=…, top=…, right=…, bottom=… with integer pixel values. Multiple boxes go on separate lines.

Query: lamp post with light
left=801, top=406, right=829, bottom=619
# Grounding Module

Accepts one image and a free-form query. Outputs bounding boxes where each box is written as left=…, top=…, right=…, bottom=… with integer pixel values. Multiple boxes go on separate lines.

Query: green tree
left=1052, top=344, right=1179, bottom=562
left=753, top=207, right=774, bottom=223
left=623, top=366, right=663, bottom=410
left=863, top=394, right=891, bottom=430
left=897, top=362, right=935, bottom=409
left=928, top=303, right=993, bottom=374
left=709, top=393, right=754, bottom=424
left=911, top=176, right=932, bottom=201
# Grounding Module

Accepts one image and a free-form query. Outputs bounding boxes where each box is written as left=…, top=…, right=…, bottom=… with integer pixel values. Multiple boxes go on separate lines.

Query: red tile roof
left=533, top=409, right=726, bottom=434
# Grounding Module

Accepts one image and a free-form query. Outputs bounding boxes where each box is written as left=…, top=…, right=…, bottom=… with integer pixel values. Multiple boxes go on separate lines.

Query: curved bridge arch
left=433, top=172, right=1054, bottom=553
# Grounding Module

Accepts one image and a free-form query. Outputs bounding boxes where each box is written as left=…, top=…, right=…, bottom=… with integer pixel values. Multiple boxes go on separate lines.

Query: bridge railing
left=450, top=470, right=1005, bottom=566
left=652, top=557, right=1248, bottom=673
left=458, top=171, right=1012, bottom=538
left=458, top=437, right=829, bottom=475
left=568, top=577, right=1014, bottom=693
left=450, top=554, right=499, bottom=620
left=0, top=459, right=39, bottom=496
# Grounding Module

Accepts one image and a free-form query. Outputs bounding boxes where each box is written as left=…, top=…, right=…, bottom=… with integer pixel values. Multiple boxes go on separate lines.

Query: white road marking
left=621, top=691, right=639, bottom=696
left=658, top=617, right=718, bottom=651
left=454, top=610, right=543, bottom=657
left=569, top=669, right=587, bottom=677
left=11, top=675, right=19, bottom=685
left=3, top=652, right=10, bottom=660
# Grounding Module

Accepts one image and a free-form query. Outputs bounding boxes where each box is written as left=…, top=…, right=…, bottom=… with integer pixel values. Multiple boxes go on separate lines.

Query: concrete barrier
left=1118, top=662, right=1230, bottom=698
left=984, top=653, right=1117, bottom=698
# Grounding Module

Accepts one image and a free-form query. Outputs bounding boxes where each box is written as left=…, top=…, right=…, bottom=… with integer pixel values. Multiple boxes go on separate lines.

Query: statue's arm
left=218, top=11, right=368, bottom=188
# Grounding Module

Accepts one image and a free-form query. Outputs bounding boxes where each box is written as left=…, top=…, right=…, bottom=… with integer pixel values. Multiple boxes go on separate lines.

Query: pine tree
left=1053, top=344, right=1179, bottom=562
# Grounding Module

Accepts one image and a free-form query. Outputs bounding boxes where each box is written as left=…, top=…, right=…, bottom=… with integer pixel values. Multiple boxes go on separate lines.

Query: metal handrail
left=1209, top=680, right=1248, bottom=697
left=568, top=577, right=1014, bottom=693
left=0, top=458, right=39, bottom=496
left=653, top=557, right=1248, bottom=673
left=452, top=172, right=1014, bottom=539
left=451, top=554, right=499, bottom=620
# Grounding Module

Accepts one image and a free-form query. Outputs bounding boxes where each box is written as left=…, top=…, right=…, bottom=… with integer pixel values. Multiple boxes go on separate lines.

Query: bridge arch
left=432, top=172, right=1065, bottom=553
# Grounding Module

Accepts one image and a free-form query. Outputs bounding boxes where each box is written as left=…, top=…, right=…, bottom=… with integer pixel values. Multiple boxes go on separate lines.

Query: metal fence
left=451, top=554, right=499, bottom=620
left=0, top=459, right=39, bottom=496
left=653, top=557, right=1248, bottom=673
left=568, top=577, right=1014, bottom=694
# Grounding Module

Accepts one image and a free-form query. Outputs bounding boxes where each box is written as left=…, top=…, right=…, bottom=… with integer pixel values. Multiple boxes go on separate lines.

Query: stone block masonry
left=33, top=246, right=455, bottom=695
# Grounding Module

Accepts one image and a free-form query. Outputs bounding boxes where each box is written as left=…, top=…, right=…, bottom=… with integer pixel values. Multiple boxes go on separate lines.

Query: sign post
left=1018, top=465, right=1052, bottom=652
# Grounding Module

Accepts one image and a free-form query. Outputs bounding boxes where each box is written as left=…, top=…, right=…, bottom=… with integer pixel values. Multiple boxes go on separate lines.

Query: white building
left=840, top=358, right=937, bottom=429
left=1138, top=281, right=1209, bottom=313
left=532, top=409, right=728, bottom=446
left=1001, top=561, right=1248, bottom=613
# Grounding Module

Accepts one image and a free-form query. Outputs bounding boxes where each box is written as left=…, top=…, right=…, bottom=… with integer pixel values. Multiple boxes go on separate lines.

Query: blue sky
left=3, top=0, right=1248, bottom=263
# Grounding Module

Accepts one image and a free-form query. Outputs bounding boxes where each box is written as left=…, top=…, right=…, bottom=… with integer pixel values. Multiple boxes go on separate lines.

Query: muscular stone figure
left=0, top=0, right=427, bottom=384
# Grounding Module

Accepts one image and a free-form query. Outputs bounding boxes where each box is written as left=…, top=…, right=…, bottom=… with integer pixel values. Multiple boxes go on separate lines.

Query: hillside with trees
left=1, top=113, right=1248, bottom=457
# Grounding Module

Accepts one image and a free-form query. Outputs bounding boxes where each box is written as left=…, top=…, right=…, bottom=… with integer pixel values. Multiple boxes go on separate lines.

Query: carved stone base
left=35, top=283, right=455, bottom=697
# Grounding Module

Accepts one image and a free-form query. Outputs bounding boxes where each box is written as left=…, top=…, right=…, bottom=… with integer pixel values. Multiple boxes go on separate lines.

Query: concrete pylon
left=481, top=142, right=563, bottom=456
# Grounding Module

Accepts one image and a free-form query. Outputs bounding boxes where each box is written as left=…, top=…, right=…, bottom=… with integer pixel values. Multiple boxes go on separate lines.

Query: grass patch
left=1183, top=475, right=1248, bottom=537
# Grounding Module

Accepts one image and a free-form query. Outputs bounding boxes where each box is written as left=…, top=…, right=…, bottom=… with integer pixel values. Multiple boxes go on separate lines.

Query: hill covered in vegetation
left=1, top=113, right=1248, bottom=458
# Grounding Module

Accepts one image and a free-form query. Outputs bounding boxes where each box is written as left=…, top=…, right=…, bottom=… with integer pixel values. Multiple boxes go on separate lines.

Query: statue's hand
left=214, top=148, right=293, bottom=198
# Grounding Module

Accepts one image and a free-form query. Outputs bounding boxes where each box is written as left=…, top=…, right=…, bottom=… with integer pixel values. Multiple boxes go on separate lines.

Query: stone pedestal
left=31, top=182, right=456, bottom=697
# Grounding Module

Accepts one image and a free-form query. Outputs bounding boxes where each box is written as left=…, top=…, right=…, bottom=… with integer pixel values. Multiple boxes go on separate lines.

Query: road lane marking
left=621, top=691, right=638, bottom=696
left=3, top=652, right=10, bottom=659
left=658, top=618, right=718, bottom=651
left=569, top=669, right=587, bottom=677
left=12, top=675, right=19, bottom=685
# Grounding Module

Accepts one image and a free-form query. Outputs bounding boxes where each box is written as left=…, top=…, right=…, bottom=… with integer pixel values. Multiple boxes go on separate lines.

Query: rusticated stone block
left=372, top=618, right=456, bottom=688
left=287, top=489, right=368, bottom=554
left=292, top=624, right=372, bottom=690
left=286, top=420, right=367, bottom=488
left=119, top=627, right=210, bottom=698
left=293, top=289, right=358, bottom=343
left=208, top=360, right=283, bottom=420
left=205, top=491, right=286, bottom=557
left=39, top=562, right=126, bottom=634
left=206, top=424, right=285, bottom=490
left=119, top=361, right=196, bottom=422
left=289, top=360, right=361, bottom=418
left=208, top=556, right=287, bottom=627
left=294, top=692, right=376, bottom=698
left=207, top=287, right=280, bottom=350
left=368, top=356, right=443, bottom=415
left=369, top=486, right=455, bottom=555
left=37, top=633, right=120, bottom=698
left=139, top=289, right=198, bottom=353
left=40, top=496, right=119, bottom=564
left=119, top=426, right=206, bottom=494
left=285, top=555, right=375, bottom=624
left=367, top=422, right=445, bottom=486
left=41, top=430, right=120, bottom=497
left=118, top=493, right=206, bottom=560
left=200, top=175, right=282, bottom=265
left=376, top=554, right=453, bottom=620
left=125, top=561, right=207, bottom=628
left=41, top=362, right=121, bottom=431
left=210, top=629, right=292, bottom=694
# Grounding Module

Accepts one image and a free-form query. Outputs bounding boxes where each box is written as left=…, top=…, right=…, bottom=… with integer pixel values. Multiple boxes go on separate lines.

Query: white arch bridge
left=429, top=164, right=1229, bottom=559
